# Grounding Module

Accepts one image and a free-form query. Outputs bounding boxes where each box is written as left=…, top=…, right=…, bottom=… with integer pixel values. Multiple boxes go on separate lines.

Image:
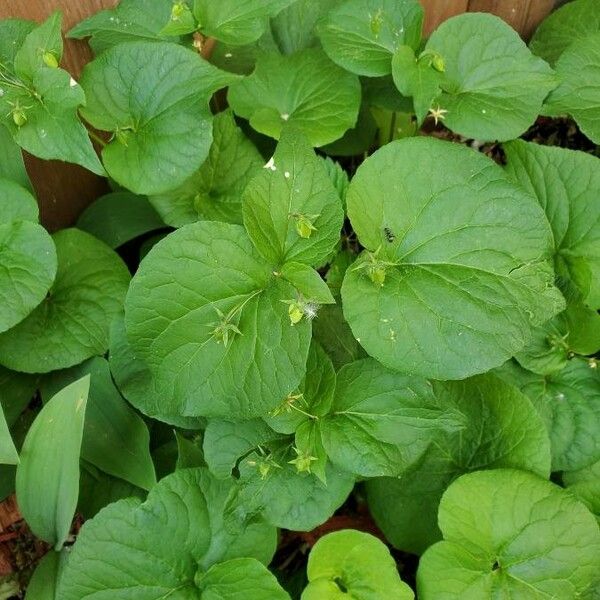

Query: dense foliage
left=1, top=0, right=600, bottom=597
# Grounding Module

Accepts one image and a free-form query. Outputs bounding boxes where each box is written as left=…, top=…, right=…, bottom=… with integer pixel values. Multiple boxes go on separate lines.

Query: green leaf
left=303, top=530, right=414, bottom=600
left=148, top=110, right=263, bottom=227
left=68, top=0, right=177, bottom=54
left=14, top=12, right=63, bottom=80
left=530, top=0, right=600, bottom=67
left=271, top=0, right=342, bottom=55
left=0, top=204, right=57, bottom=334
left=0, top=404, right=18, bottom=465
left=342, top=137, right=564, bottom=380
left=563, top=459, right=600, bottom=521
left=0, top=19, right=35, bottom=66
left=318, top=0, right=423, bottom=77
left=280, top=263, right=336, bottom=305
left=426, top=13, right=556, bottom=141
left=243, top=130, right=344, bottom=267
left=504, top=140, right=600, bottom=308
left=204, top=418, right=277, bottom=478
left=196, top=558, right=290, bottom=599
left=228, top=49, right=361, bottom=147
left=16, top=376, right=89, bottom=549
left=312, top=304, right=365, bottom=369
left=321, top=104, right=378, bottom=157
left=77, top=192, right=165, bottom=249
left=80, top=41, right=237, bottom=195
left=0, top=366, right=37, bottom=427
left=25, top=550, right=64, bottom=600
left=193, top=0, right=296, bottom=45
left=321, top=358, right=462, bottom=478
left=417, top=469, right=600, bottom=599
left=264, top=342, right=336, bottom=435
left=497, top=359, right=600, bottom=471
left=160, top=1, right=197, bottom=36
left=236, top=443, right=355, bottom=531
left=108, top=315, right=204, bottom=429
left=366, top=374, right=551, bottom=554
left=544, top=32, right=600, bottom=147
left=41, top=357, right=156, bottom=491
left=392, top=45, right=443, bottom=124
left=0, top=67, right=104, bottom=175
left=124, top=221, right=311, bottom=418
left=58, top=468, right=281, bottom=598
left=78, top=462, right=145, bottom=519
left=176, top=432, right=205, bottom=470
left=0, top=177, right=38, bottom=222
left=0, top=228, right=130, bottom=373
left=0, top=125, right=33, bottom=192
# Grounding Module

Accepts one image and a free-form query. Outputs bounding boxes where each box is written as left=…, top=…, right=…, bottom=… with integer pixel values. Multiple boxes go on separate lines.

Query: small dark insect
left=384, top=227, right=396, bottom=243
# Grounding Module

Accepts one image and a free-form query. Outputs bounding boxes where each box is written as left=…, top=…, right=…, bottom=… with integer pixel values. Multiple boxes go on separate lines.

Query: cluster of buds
left=269, top=392, right=305, bottom=417
left=209, top=306, right=242, bottom=347
left=281, top=296, right=319, bottom=326
left=291, top=212, right=319, bottom=239
left=352, top=248, right=398, bottom=287
left=418, top=49, right=446, bottom=73
left=42, top=51, right=59, bottom=69
left=247, top=447, right=281, bottom=480
left=288, top=446, right=318, bottom=474
left=7, top=101, right=30, bottom=127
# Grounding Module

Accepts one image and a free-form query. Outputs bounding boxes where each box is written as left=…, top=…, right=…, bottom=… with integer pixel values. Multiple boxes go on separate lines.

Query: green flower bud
left=42, top=51, right=59, bottom=68
left=294, top=214, right=318, bottom=239
left=288, top=302, right=304, bottom=326
left=12, top=109, right=27, bottom=127
left=369, top=265, right=387, bottom=287
left=432, top=54, right=445, bottom=73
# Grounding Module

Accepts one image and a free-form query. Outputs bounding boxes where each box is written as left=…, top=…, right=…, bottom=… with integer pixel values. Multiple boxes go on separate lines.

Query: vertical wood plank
left=420, top=0, right=469, bottom=36
left=468, top=0, right=554, bottom=39
left=0, top=0, right=117, bottom=231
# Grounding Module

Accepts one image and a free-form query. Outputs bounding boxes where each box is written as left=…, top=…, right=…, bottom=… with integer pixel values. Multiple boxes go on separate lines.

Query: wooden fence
left=0, top=0, right=560, bottom=229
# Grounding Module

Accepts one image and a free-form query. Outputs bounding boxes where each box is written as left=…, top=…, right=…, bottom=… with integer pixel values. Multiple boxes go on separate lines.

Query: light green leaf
left=0, top=67, right=104, bottom=175
left=41, top=357, right=156, bottom=491
left=25, top=550, right=64, bottom=600
left=318, top=0, right=423, bottom=77
left=228, top=49, right=361, bottom=147
left=77, top=192, right=165, bottom=249
left=160, top=1, right=197, bottom=36
left=0, top=125, right=32, bottom=192
left=321, top=358, right=463, bottom=478
left=80, top=41, right=237, bottom=195
left=193, top=0, right=296, bottom=45
left=417, top=469, right=600, bottom=599
left=0, top=228, right=130, bottom=373
left=108, top=315, right=203, bottom=429
left=14, top=12, right=63, bottom=80
left=0, top=404, right=18, bottom=465
left=497, top=359, right=600, bottom=471
left=426, top=13, right=556, bottom=141
left=0, top=215, right=57, bottom=335
left=271, top=0, right=343, bottom=55
left=280, top=263, right=336, bottom=305
left=563, top=459, right=600, bottom=521
left=148, top=110, right=263, bottom=227
left=243, top=130, right=344, bottom=267
left=303, top=530, right=414, bottom=600
left=544, top=32, right=600, bottom=149
left=530, top=0, right=600, bottom=66
left=124, top=221, right=311, bottom=418
left=392, top=45, right=443, bottom=124
left=0, top=177, right=38, bottom=222
left=504, top=140, right=600, bottom=308
left=295, top=419, right=328, bottom=484
left=366, top=374, right=551, bottom=554
left=196, top=559, right=290, bottom=599
left=68, top=0, right=177, bottom=54
left=264, top=342, right=336, bottom=435
left=16, top=376, right=89, bottom=549
left=342, top=137, right=564, bottom=380
left=58, top=468, right=280, bottom=598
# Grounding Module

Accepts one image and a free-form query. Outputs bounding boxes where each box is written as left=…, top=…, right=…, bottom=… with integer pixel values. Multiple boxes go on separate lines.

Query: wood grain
left=0, top=0, right=116, bottom=230
left=420, top=0, right=469, bottom=36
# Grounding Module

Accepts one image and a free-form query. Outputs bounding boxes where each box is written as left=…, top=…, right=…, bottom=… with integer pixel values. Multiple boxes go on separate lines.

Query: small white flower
left=264, top=157, right=277, bottom=171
